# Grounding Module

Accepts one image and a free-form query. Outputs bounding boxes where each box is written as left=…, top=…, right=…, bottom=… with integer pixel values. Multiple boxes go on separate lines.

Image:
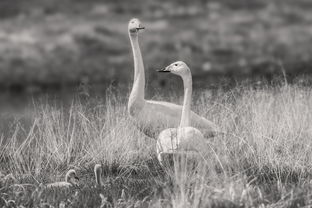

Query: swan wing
left=46, top=181, right=72, bottom=189
left=132, top=100, right=181, bottom=137
left=177, top=127, right=207, bottom=152
left=133, top=100, right=217, bottom=137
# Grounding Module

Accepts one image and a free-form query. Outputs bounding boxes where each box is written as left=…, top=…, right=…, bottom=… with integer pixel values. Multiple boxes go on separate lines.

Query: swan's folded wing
left=146, top=100, right=183, bottom=116
left=146, top=100, right=218, bottom=131
left=132, top=100, right=218, bottom=138
left=190, top=112, right=220, bottom=136
left=140, top=100, right=182, bottom=126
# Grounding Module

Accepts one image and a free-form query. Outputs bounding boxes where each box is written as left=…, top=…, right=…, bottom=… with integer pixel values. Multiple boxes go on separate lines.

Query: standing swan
left=128, top=18, right=219, bottom=137
left=46, top=169, right=79, bottom=188
left=156, top=61, right=207, bottom=163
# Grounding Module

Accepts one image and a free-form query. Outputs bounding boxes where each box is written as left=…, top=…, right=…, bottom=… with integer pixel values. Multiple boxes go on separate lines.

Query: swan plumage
left=127, top=18, right=218, bottom=138
left=46, top=169, right=79, bottom=188
left=156, top=61, right=207, bottom=163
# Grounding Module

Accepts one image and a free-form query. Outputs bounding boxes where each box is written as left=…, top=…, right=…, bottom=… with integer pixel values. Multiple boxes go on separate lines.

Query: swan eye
left=174, top=64, right=178, bottom=66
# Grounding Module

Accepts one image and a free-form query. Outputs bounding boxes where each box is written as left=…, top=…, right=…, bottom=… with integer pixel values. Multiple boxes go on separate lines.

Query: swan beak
left=136, top=26, right=145, bottom=30
left=157, top=67, right=170, bottom=73
left=74, top=176, right=79, bottom=181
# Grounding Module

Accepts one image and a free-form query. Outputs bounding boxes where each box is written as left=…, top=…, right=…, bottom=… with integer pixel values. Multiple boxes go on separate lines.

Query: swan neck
left=65, top=174, right=70, bottom=182
left=95, top=170, right=101, bottom=186
left=180, top=74, right=192, bottom=127
left=129, top=34, right=145, bottom=103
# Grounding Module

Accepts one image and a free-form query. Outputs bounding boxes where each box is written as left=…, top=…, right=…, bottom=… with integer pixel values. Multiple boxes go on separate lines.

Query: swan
left=46, top=169, right=79, bottom=189
left=127, top=18, right=219, bottom=138
left=156, top=61, right=207, bottom=163
left=94, top=164, right=102, bottom=187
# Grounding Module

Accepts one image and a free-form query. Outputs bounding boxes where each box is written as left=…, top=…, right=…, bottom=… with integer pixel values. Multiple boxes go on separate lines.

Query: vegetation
left=0, top=1, right=312, bottom=207
left=1, top=80, right=312, bottom=207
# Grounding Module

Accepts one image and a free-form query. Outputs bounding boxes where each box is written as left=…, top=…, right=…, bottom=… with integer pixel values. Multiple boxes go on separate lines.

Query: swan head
left=65, top=169, right=79, bottom=185
left=128, top=18, right=145, bottom=34
left=157, top=61, right=191, bottom=77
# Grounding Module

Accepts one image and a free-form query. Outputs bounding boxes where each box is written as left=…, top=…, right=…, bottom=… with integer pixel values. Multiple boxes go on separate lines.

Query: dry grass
left=1, top=81, right=312, bottom=207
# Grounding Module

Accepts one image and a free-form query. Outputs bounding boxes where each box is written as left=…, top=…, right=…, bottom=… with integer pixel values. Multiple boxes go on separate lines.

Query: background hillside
left=0, top=0, right=311, bottom=91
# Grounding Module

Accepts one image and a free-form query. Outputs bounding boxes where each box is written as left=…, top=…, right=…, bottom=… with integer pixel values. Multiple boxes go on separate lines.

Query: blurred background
left=0, top=0, right=312, bottom=93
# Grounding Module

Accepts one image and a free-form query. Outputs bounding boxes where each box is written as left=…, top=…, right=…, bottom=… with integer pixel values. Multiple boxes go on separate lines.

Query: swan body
left=46, top=181, right=73, bottom=188
left=46, top=169, right=79, bottom=189
left=157, top=127, right=206, bottom=162
left=133, top=100, right=217, bottom=137
left=127, top=18, right=218, bottom=138
left=156, top=61, right=207, bottom=163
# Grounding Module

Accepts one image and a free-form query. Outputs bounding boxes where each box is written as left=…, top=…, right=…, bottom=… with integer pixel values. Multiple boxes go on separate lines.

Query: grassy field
left=1, top=80, right=312, bottom=207
left=1, top=1, right=312, bottom=207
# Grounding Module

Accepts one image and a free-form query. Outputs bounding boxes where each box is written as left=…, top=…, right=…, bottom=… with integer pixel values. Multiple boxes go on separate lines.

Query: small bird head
left=128, top=18, right=145, bottom=34
left=157, top=61, right=191, bottom=77
left=65, top=169, right=79, bottom=185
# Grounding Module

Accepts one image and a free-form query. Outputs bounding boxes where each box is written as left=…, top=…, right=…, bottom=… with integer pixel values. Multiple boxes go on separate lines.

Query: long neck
left=179, top=74, right=192, bottom=127
left=129, top=34, right=145, bottom=102
left=95, top=170, right=101, bottom=186
left=65, top=174, right=71, bottom=183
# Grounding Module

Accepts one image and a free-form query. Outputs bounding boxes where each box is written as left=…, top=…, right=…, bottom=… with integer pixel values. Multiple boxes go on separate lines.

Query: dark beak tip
left=137, top=26, right=145, bottom=30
